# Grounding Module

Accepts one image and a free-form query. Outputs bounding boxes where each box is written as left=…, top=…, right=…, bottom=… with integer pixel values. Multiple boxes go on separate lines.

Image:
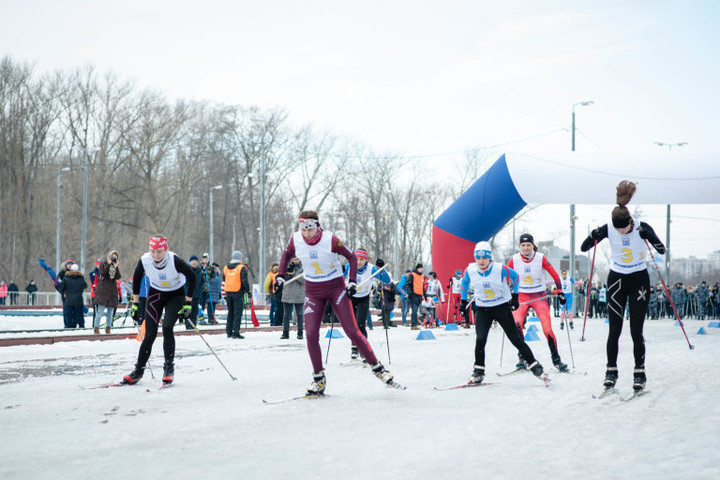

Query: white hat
left=473, top=241, right=492, bottom=259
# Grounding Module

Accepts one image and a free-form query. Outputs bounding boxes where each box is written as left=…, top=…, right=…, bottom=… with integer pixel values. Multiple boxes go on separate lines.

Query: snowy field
left=1, top=316, right=718, bottom=480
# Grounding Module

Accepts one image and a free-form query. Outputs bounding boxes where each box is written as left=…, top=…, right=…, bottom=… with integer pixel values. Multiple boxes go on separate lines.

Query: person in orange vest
left=223, top=250, right=250, bottom=339
left=404, top=263, right=428, bottom=330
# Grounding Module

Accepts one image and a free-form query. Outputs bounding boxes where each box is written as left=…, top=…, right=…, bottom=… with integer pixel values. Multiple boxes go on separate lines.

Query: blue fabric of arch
left=434, top=154, right=527, bottom=241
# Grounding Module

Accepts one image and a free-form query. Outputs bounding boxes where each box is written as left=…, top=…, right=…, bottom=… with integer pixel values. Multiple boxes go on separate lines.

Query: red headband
left=355, top=250, right=370, bottom=260
left=149, top=236, right=168, bottom=251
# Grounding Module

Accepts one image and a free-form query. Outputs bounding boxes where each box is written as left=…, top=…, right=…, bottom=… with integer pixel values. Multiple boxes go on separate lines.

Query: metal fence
left=0, top=291, right=94, bottom=307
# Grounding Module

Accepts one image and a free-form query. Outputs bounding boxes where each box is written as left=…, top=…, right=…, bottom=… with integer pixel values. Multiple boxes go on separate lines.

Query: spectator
left=425, top=271, right=445, bottom=305
left=447, top=270, right=463, bottom=324
left=670, top=282, right=687, bottom=319
left=223, top=251, right=250, bottom=339
left=280, top=257, right=305, bottom=340
left=25, top=280, right=38, bottom=305
left=93, top=250, right=121, bottom=334
left=0, top=280, right=7, bottom=305
left=7, top=282, right=19, bottom=305
left=397, top=269, right=412, bottom=325
left=208, top=262, right=222, bottom=325
left=264, top=263, right=283, bottom=326
left=695, top=281, right=710, bottom=320
left=647, top=286, right=658, bottom=319
left=598, top=283, right=607, bottom=318
left=58, top=264, right=87, bottom=328
left=187, top=255, right=206, bottom=328
left=405, top=263, right=427, bottom=330
left=88, top=259, right=103, bottom=325
left=378, top=279, right=397, bottom=328
left=200, top=253, right=217, bottom=321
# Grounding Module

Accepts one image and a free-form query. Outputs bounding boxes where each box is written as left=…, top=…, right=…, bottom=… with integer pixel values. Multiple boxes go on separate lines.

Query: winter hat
left=519, top=233, right=535, bottom=246
left=231, top=250, right=243, bottom=261
left=189, top=255, right=199, bottom=262
left=473, top=241, right=493, bottom=259
left=70, top=264, right=80, bottom=271
left=415, top=263, right=424, bottom=270
left=202, top=252, right=209, bottom=258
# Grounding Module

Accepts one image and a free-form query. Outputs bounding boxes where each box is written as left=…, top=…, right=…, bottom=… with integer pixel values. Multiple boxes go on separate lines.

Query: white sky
left=2, top=0, right=719, bottom=258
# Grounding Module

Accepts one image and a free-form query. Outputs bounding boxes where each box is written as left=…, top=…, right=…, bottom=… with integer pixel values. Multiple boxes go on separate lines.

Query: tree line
left=1, top=56, right=498, bottom=289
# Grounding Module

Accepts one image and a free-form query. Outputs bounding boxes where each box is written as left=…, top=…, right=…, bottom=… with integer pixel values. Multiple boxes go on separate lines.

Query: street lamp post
left=209, top=185, right=223, bottom=263
left=654, top=141, right=687, bottom=280
left=56, top=167, right=71, bottom=273
left=258, top=142, right=266, bottom=301
left=81, top=148, right=89, bottom=273
left=570, top=100, right=594, bottom=284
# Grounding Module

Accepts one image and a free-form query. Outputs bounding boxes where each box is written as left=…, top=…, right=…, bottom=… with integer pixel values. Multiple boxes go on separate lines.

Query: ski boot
left=162, top=360, right=174, bottom=384
left=552, top=355, right=568, bottom=372
left=633, top=368, right=646, bottom=391
left=528, top=361, right=544, bottom=377
left=604, top=367, right=618, bottom=388
left=560, top=321, right=564, bottom=330
left=516, top=356, right=528, bottom=370
left=468, top=365, right=485, bottom=384
left=569, top=320, right=574, bottom=330
left=122, top=364, right=145, bottom=384
left=280, top=332, right=289, bottom=339
left=371, top=362, right=394, bottom=385
left=306, top=370, right=326, bottom=396
left=350, top=346, right=359, bottom=360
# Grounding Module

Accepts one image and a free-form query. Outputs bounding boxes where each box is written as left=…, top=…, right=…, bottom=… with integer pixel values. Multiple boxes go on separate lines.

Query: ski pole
left=518, top=295, right=557, bottom=307
left=356, top=263, right=390, bottom=289
left=580, top=241, right=597, bottom=341
left=499, top=331, right=505, bottom=366
left=186, top=318, right=237, bottom=380
left=324, top=311, right=335, bottom=364
left=563, top=315, right=575, bottom=368
left=644, top=239, right=694, bottom=350
left=445, top=286, right=452, bottom=323
left=380, top=288, right=391, bottom=364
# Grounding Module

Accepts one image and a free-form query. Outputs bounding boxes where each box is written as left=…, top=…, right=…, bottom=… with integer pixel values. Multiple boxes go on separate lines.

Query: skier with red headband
left=343, top=247, right=391, bottom=360
left=277, top=211, right=401, bottom=395
left=122, top=235, right=196, bottom=385
left=507, top=233, right=568, bottom=372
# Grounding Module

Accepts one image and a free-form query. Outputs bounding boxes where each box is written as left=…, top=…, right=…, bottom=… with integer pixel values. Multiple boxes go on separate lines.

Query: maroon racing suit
left=278, top=230, right=378, bottom=372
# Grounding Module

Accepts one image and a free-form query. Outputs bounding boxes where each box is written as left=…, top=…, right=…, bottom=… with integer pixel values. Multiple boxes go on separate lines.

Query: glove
left=274, top=275, right=285, bottom=291
left=590, top=227, right=603, bottom=241
left=347, top=282, right=357, bottom=298
left=557, top=292, right=566, bottom=305
left=243, top=293, right=249, bottom=306
left=460, top=300, right=470, bottom=321
left=510, top=293, right=519, bottom=311
left=376, top=258, right=385, bottom=269
left=178, top=301, right=192, bottom=320
left=130, top=302, right=140, bottom=322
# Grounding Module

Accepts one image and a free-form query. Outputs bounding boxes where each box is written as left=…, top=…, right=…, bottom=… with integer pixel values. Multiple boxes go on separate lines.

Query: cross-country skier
left=343, top=248, right=391, bottom=360
left=559, top=269, right=575, bottom=330
left=277, top=211, right=399, bottom=395
left=507, top=233, right=568, bottom=371
left=581, top=181, right=665, bottom=392
left=461, top=241, right=546, bottom=384
left=122, top=235, right=196, bottom=385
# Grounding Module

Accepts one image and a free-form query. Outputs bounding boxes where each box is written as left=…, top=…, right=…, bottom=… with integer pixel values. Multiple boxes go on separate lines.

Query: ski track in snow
left=0, top=316, right=719, bottom=480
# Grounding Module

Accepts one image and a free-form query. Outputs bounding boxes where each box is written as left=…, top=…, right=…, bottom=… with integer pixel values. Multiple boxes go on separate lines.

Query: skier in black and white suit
left=581, top=181, right=665, bottom=392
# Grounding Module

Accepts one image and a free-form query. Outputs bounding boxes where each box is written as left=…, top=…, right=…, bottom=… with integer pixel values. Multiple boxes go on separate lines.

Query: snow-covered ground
left=1, top=316, right=718, bottom=480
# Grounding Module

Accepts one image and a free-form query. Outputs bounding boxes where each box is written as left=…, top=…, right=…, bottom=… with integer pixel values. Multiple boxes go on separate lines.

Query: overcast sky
left=2, top=0, right=719, bottom=259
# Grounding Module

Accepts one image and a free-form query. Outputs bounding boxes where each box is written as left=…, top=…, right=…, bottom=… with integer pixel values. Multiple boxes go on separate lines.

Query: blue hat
left=189, top=255, right=199, bottom=262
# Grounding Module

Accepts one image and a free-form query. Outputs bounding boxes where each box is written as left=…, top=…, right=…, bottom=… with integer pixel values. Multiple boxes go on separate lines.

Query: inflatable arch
left=432, top=151, right=720, bottom=319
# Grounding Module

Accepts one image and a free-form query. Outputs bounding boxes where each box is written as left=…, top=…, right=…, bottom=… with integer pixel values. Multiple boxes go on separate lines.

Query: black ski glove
left=510, top=293, right=519, bottom=311
left=376, top=258, right=385, bottom=269
left=347, top=281, right=357, bottom=298
left=557, top=292, right=566, bottom=305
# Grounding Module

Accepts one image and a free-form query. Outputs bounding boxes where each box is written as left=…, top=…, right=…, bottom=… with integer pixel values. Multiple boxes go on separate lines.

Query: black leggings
left=606, top=269, right=650, bottom=369
left=136, top=287, right=185, bottom=367
left=351, top=295, right=370, bottom=337
left=473, top=303, right=537, bottom=367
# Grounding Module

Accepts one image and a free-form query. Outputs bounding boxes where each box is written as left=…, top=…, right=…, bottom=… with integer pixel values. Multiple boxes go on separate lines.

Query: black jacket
left=59, top=270, right=87, bottom=306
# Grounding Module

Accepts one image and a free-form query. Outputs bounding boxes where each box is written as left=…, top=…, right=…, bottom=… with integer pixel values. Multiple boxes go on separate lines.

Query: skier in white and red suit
left=506, top=233, right=568, bottom=372
left=276, top=210, right=399, bottom=396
